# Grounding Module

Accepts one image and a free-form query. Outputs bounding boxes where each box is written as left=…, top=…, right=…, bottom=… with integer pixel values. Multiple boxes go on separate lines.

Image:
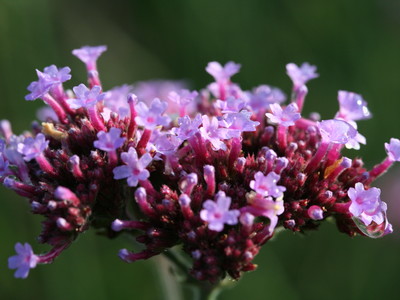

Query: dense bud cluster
left=1, top=46, right=397, bottom=281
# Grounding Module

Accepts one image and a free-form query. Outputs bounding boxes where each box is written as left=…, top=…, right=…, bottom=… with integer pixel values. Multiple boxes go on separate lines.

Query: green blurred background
left=1, top=0, right=400, bottom=299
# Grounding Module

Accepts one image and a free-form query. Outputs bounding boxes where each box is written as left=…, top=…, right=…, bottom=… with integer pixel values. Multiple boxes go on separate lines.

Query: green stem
left=159, top=249, right=236, bottom=300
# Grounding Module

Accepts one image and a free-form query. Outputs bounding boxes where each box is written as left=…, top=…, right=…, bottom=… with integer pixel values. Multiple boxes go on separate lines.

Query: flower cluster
left=1, top=46, right=397, bottom=281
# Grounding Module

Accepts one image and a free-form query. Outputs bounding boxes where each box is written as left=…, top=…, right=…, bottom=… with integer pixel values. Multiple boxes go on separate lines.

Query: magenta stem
left=277, top=126, right=288, bottom=151
left=108, top=150, right=118, bottom=167
left=50, top=85, right=75, bottom=114
left=325, top=144, right=341, bottom=167
left=36, top=153, right=56, bottom=176
left=87, top=105, right=106, bottom=131
left=295, top=118, right=316, bottom=130
left=369, top=157, right=393, bottom=179
left=38, top=242, right=71, bottom=264
left=294, top=85, right=308, bottom=112
left=137, top=129, right=152, bottom=151
left=305, top=142, right=329, bottom=174
left=326, top=163, right=347, bottom=182
left=87, top=69, right=102, bottom=89
left=218, top=82, right=226, bottom=100
left=228, top=138, right=242, bottom=167
left=42, top=94, right=68, bottom=124
left=127, top=97, right=137, bottom=140
left=179, top=106, right=186, bottom=117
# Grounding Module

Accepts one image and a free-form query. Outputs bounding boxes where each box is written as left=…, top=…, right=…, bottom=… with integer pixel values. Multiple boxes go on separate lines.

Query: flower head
left=8, top=243, right=39, bottom=279
left=200, top=191, right=240, bottom=232
left=1, top=46, right=398, bottom=283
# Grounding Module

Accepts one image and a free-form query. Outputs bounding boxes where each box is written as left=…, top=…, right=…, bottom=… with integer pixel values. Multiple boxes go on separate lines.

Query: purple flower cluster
left=1, top=48, right=397, bottom=283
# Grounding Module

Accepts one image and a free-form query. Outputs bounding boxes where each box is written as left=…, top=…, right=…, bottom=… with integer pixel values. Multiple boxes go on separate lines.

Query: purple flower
left=249, top=171, right=286, bottom=198
left=43, top=65, right=72, bottom=83
left=25, top=70, right=55, bottom=101
left=171, top=114, right=202, bottom=141
left=113, top=147, right=152, bottom=187
left=206, top=61, right=241, bottom=82
left=265, top=103, right=301, bottom=127
left=220, top=110, right=260, bottom=138
left=67, top=84, right=105, bottom=109
left=246, top=85, right=286, bottom=112
left=36, top=106, right=59, bottom=122
left=348, top=182, right=386, bottom=226
left=385, top=138, right=400, bottom=162
left=168, top=89, right=198, bottom=107
left=103, top=85, right=133, bottom=118
left=17, top=133, right=49, bottom=161
left=135, top=98, right=171, bottom=130
left=336, top=90, right=371, bottom=121
left=8, top=243, right=39, bottom=279
left=199, top=115, right=229, bottom=151
left=94, top=128, right=126, bottom=152
left=317, top=119, right=357, bottom=144
left=72, top=45, right=107, bottom=70
left=200, top=191, right=240, bottom=232
left=286, top=62, right=319, bottom=87
left=151, top=131, right=182, bottom=156
left=215, top=97, right=246, bottom=114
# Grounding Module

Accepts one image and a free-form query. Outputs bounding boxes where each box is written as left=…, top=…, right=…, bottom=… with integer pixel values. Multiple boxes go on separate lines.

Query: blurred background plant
left=1, top=0, right=400, bottom=299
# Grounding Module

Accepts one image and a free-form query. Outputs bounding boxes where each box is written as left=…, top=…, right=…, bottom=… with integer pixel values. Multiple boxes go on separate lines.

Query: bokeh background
left=1, top=0, right=400, bottom=299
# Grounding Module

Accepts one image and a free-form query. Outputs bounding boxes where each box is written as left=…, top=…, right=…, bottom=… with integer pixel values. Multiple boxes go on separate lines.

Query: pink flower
left=8, top=243, right=39, bottom=279
left=200, top=191, right=240, bottom=232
